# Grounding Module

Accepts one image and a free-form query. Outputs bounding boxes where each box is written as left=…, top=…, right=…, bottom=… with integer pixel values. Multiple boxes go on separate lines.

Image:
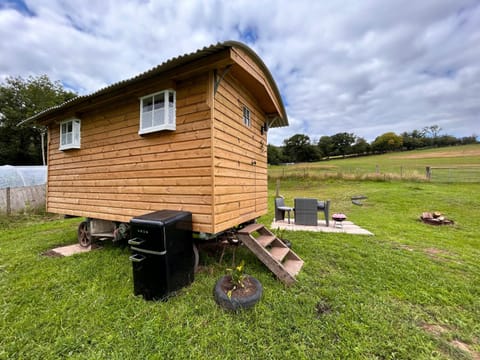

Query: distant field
left=269, top=144, right=480, bottom=182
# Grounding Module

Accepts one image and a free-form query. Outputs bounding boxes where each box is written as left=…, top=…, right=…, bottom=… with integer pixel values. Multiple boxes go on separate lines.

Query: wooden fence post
left=275, top=179, right=280, bottom=197
left=426, top=166, right=431, bottom=180
left=6, top=187, right=11, bottom=215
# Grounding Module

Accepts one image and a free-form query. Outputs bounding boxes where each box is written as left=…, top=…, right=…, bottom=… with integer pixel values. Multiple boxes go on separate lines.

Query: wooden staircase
left=236, top=223, right=304, bottom=286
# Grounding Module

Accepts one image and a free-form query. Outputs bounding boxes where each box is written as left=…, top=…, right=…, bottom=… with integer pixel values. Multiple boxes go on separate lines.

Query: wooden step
left=283, top=259, right=304, bottom=277
left=238, top=223, right=264, bottom=234
left=235, top=223, right=304, bottom=286
left=257, top=234, right=276, bottom=247
left=269, top=247, right=289, bottom=262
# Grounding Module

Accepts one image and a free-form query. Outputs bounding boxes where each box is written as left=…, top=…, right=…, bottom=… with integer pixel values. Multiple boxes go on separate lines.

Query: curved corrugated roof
left=22, top=41, right=288, bottom=127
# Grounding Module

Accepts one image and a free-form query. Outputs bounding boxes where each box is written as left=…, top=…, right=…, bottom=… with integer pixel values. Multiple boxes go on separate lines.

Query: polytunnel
left=0, top=165, right=47, bottom=188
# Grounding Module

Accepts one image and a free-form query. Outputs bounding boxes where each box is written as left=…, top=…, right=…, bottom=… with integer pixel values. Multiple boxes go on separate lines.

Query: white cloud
left=1, top=0, right=479, bottom=144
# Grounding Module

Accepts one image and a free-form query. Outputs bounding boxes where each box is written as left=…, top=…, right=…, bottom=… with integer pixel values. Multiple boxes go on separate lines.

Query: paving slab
left=271, top=219, right=373, bottom=235
left=50, top=244, right=97, bottom=257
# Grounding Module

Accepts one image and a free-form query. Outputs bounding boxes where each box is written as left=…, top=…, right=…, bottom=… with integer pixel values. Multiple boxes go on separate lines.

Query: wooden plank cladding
left=35, top=42, right=287, bottom=235
left=47, top=72, right=215, bottom=233
left=212, top=71, right=269, bottom=233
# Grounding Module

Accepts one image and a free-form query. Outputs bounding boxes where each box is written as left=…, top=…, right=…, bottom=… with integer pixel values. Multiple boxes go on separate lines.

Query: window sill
left=59, top=145, right=81, bottom=151
left=139, top=124, right=176, bottom=135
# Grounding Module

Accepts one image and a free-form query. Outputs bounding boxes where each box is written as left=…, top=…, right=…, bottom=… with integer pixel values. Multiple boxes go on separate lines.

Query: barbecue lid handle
left=128, top=238, right=146, bottom=246
left=129, top=254, right=146, bottom=263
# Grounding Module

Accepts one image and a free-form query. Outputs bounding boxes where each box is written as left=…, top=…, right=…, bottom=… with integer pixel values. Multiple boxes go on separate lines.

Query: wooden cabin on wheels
left=26, top=41, right=304, bottom=285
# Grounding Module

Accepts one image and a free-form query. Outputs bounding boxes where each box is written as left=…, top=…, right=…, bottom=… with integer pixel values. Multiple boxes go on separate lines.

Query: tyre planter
left=281, top=239, right=292, bottom=249
left=213, top=275, right=263, bottom=311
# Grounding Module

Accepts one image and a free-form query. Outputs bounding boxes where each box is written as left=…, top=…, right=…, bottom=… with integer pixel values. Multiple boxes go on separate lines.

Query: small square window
left=243, top=106, right=251, bottom=127
left=139, top=90, right=176, bottom=135
left=59, top=118, right=81, bottom=150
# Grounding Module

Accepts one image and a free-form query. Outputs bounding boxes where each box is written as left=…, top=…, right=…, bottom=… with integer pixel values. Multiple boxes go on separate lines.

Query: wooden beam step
left=283, top=259, right=304, bottom=277
left=90, top=232, right=114, bottom=238
left=269, top=247, right=289, bottom=262
left=257, top=234, right=276, bottom=247
left=238, top=223, right=264, bottom=235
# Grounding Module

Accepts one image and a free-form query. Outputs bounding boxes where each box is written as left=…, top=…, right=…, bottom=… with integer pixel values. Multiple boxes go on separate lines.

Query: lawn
left=1, top=177, right=479, bottom=358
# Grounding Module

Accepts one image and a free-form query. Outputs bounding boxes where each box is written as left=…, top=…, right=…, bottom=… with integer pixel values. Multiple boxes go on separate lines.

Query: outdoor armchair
left=294, top=198, right=330, bottom=226
left=274, top=197, right=293, bottom=223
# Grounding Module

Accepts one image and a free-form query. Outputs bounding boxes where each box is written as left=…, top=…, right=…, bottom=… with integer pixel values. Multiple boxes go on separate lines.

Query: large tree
left=317, top=135, right=334, bottom=159
left=0, top=75, right=76, bottom=165
left=401, top=129, right=427, bottom=150
left=371, top=132, right=403, bottom=153
left=283, top=134, right=319, bottom=163
left=267, top=144, right=283, bottom=165
left=351, top=137, right=370, bottom=155
left=330, top=132, right=356, bottom=157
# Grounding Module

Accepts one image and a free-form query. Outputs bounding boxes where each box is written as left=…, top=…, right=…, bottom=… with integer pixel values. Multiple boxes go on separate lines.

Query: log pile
left=420, top=212, right=454, bottom=225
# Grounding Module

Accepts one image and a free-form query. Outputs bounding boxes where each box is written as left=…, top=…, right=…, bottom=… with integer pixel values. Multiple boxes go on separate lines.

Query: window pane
left=143, top=97, right=153, bottom=112
left=168, top=107, right=175, bottom=124
left=74, top=130, right=80, bottom=145
left=67, top=121, right=73, bottom=133
left=153, top=109, right=164, bottom=126
left=142, top=111, right=152, bottom=129
left=243, top=106, right=250, bottom=126
left=66, top=133, right=72, bottom=145
left=154, top=94, right=165, bottom=110
left=168, top=91, right=175, bottom=124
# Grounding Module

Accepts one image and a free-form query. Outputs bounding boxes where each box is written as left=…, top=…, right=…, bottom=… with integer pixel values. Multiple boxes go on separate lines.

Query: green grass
left=1, top=146, right=480, bottom=359
left=270, top=143, right=480, bottom=182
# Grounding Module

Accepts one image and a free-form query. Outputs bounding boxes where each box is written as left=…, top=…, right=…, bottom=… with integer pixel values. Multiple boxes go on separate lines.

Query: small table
left=332, top=213, right=347, bottom=229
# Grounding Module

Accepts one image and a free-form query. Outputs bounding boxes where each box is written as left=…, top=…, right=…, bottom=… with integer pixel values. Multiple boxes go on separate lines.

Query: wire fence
left=427, top=167, right=480, bottom=183
left=269, top=165, right=480, bottom=183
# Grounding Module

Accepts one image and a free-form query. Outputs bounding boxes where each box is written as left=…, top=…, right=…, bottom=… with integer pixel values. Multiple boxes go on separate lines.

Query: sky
left=1, top=0, right=479, bottom=145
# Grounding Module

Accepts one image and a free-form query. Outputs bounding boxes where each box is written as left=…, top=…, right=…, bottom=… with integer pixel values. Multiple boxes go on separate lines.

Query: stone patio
left=271, top=219, right=374, bottom=235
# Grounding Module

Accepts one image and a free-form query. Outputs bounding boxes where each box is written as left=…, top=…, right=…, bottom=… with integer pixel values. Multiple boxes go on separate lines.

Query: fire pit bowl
left=332, top=213, right=347, bottom=221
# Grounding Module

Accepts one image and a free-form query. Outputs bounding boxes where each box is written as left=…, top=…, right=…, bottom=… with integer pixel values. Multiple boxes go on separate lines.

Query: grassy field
left=269, top=144, right=480, bottom=182
left=1, top=148, right=479, bottom=359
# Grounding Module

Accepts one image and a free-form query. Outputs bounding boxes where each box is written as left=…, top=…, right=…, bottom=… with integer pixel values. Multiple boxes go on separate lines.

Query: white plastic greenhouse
left=0, top=165, right=47, bottom=189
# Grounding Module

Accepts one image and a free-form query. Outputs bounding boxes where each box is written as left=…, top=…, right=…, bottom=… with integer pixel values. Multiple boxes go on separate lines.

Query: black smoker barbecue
left=128, top=210, right=194, bottom=300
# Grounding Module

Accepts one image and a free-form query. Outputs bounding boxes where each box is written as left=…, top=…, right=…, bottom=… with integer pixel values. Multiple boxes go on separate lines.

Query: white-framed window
left=243, top=106, right=251, bottom=127
left=139, top=89, right=176, bottom=135
left=59, top=118, right=81, bottom=150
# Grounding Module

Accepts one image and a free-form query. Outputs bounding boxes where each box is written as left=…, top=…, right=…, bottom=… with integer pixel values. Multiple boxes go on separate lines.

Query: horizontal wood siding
left=47, top=74, right=214, bottom=233
left=213, top=73, right=268, bottom=233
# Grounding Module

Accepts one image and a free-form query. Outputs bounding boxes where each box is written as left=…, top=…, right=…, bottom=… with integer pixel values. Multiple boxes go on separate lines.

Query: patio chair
left=294, top=198, right=331, bottom=226
left=274, top=197, right=293, bottom=223
left=317, top=199, right=331, bottom=227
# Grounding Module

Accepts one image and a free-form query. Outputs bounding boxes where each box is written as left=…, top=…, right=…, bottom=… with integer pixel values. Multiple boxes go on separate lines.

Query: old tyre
left=78, top=221, right=92, bottom=248
left=213, top=275, right=263, bottom=311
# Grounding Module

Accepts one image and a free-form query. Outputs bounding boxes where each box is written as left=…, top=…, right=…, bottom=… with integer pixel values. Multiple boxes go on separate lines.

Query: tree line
left=0, top=75, right=77, bottom=165
left=268, top=128, right=478, bottom=165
